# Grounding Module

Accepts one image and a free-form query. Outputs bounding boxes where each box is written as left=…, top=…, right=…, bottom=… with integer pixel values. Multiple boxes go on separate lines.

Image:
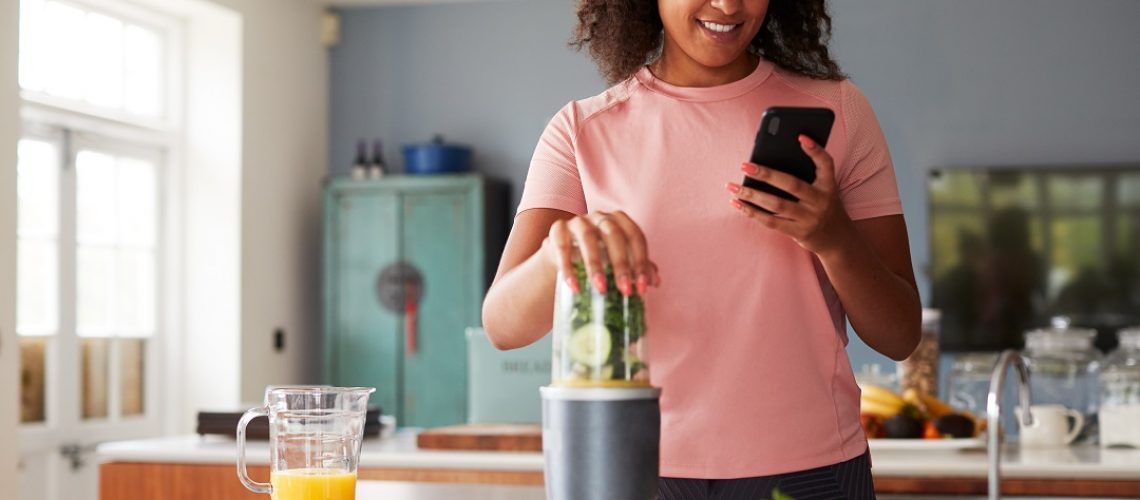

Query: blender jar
left=551, top=247, right=648, bottom=387
left=1099, top=327, right=1140, bottom=447
left=542, top=244, right=660, bottom=500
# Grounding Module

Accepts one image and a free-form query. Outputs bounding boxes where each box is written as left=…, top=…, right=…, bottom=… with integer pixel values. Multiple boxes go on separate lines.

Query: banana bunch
left=859, top=384, right=907, bottom=418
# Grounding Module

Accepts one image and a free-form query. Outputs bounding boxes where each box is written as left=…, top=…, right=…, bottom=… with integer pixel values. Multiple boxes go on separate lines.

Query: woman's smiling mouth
left=697, top=19, right=744, bottom=43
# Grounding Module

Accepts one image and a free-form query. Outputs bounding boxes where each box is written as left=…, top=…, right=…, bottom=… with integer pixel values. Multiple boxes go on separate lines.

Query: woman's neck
left=651, top=40, right=759, bottom=88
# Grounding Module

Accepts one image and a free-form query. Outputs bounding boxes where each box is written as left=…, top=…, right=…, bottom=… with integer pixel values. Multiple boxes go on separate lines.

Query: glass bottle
left=350, top=139, right=367, bottom=180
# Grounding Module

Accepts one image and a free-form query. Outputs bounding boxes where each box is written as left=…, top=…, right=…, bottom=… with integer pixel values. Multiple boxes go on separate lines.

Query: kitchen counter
left=96, top=431, right=1140, bottom=499
left=865, top=442, right=1140, bottom=497
left=97, top=430, right=544, bottom=472
left=867, top=442, right=1140, bottom=480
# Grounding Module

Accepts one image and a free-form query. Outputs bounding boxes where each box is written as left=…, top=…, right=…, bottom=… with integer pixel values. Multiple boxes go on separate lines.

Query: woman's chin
left=693, top=51, right=751, bottom=71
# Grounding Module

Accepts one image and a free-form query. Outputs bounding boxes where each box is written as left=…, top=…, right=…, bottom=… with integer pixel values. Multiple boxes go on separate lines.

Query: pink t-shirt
left=517, top=59, right=903, bottom=478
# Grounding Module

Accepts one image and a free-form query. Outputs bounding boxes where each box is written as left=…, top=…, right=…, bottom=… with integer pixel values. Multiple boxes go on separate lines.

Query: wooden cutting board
left=416, top=424, right=542, bottom=452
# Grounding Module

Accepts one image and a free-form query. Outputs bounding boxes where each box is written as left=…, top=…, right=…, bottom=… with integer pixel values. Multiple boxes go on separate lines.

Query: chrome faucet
left=986, top=350, right=1034, bottom=500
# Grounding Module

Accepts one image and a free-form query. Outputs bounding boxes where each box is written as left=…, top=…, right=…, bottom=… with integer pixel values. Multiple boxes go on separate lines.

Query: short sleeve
left=516, top=102, right=588, bottom=216
left=836, top=81, right=903, bottom=221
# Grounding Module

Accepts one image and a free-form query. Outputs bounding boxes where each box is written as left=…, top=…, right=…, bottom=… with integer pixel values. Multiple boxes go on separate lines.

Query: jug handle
left=236, top=406, right=273, bottom=494
left=1064, top=409, right=1085, bottom=444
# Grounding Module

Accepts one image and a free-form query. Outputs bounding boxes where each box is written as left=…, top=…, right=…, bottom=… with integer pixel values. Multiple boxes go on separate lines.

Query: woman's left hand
left=725, top=134, right=856, bottom=257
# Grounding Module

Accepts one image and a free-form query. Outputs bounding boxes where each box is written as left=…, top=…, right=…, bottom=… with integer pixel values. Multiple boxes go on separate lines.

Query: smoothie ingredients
left=859, top=383, right=981, bottom=440
left=552, top=259, right=648, bottom=387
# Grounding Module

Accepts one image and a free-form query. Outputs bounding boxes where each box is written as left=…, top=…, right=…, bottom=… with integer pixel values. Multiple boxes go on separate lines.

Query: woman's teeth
left=700, top=21, right=738, bottom=33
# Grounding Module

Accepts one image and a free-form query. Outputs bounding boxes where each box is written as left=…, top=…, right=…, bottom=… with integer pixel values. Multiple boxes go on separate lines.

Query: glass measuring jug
left=237, top=386, right=375, bottom=500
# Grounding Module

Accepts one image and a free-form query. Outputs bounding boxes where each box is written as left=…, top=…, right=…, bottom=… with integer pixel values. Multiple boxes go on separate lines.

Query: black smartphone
left=743, top=106, right=835, bottom=208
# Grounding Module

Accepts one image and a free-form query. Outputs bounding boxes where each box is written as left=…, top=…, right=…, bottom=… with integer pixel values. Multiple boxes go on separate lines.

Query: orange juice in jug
left=270, top=469, right=356, bottom=500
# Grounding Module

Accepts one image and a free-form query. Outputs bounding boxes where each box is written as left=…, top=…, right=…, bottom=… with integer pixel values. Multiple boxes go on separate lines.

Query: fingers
left=797, top=135, right=836, bottom=185
left=601, top=211, right=656, bottom=296
left=567, top=217, right=608, bottom=293
left=726, top=182, right=809, bottom=221
left=730, top=198, right=795, bottom=233
left=554, top=211, right=660, bottom=297
left=739, top=162, right=816, bottom=202
left=547, top=220, right=578, bottom=293
left=589, top=212, right=634, bottom=296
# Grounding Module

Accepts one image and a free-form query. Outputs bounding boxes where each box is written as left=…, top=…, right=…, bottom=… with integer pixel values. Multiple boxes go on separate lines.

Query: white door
left=16, top=131, right=165, bottom=500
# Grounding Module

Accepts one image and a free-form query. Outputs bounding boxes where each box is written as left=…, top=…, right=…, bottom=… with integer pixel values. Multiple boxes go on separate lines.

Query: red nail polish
left=592, top=272, right=607, bottom=293
left=565, top=276, right=580, bottom=294
left=741, top=163, right=760, bottom=175
left=730, top=199, right=744, bottom=210
left=617, top=275, right=632, bottom=297
left=798, top=135, right=812, bottom=147
left=636, top=275, right=648, bottom=295
left=725, top=182, right=740, bottom=193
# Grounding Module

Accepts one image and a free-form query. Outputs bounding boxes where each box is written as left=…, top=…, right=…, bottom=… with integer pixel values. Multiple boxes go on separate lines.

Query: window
left=17, top=7, right=177, bottom=500
left=16, top=137, right=59, bottom=424
left=18, top=135, right=165, bottom=424
left=19, top=0, right=169, bottom=122
left=929, top=167, right=1140, bottom=352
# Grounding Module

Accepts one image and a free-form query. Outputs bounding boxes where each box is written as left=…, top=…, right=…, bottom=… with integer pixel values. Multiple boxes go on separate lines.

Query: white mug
left=1017, top=404, right=1084, bottom=448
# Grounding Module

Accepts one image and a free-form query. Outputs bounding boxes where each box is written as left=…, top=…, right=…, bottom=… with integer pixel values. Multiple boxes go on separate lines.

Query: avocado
left=934, top=414, right=977, bottom=438
left=884, top=413, right=925, bottom=439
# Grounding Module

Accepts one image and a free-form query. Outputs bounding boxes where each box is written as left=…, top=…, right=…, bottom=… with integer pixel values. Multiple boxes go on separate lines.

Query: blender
left=541, top=253, right=661, bottom=500
left=236, top=386, right=375, bottom=500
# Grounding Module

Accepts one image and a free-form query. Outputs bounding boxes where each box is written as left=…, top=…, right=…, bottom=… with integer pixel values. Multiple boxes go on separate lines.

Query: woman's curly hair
left=570, top=0, right=845, bottom=84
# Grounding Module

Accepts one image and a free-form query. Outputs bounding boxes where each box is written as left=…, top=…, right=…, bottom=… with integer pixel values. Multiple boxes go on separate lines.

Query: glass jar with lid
left=1099, top=327, right=1140, bottom=447
left=1021, top=320, right=1102, bottom=442
left=899, top=309, right=941, bottom=396
left=947, top=352, right=999, bottom=418
left=551, top=246, right=649, bottom=387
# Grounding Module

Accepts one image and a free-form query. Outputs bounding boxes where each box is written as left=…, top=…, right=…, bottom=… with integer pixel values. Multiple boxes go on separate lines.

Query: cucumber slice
left=569, top=324, right=612, bottom=368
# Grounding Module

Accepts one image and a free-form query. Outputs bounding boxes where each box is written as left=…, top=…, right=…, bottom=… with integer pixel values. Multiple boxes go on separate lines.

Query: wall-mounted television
left=928, top=165, right=1140, bottom=352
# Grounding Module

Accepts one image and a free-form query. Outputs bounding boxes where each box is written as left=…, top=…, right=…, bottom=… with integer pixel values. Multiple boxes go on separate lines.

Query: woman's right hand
left=541, top=210, right=660, bottom=297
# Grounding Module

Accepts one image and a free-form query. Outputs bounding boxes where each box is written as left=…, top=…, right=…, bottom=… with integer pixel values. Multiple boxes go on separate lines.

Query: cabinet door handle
left=405, top=281, right=418, bottom=356
left=376, top=262, right=424, bottom=314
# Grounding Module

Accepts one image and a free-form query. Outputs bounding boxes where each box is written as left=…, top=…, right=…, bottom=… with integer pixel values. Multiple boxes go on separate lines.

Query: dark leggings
left=659, top=451, right=875, bottom=500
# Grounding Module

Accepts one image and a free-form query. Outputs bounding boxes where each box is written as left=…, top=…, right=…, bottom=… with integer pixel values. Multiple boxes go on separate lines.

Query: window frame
left=17, top=124, right=169, bottom=441
left=16, top=0, right=181, bottom=443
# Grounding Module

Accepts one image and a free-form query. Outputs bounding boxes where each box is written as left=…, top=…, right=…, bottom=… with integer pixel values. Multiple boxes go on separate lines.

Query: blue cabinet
left=323, top=174, right=507, bottom=427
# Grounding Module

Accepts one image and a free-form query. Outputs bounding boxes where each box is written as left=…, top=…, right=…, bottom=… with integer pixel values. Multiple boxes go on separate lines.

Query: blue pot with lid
left=402, top=135, right=472, bottom=174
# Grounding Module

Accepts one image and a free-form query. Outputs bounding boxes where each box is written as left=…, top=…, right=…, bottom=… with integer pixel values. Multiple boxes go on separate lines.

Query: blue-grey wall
left=328, top=0, right=603, bottom=186
left=329, top=0, right=1140, bottom=370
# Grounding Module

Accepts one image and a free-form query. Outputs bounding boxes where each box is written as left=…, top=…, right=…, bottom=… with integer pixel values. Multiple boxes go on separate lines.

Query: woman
left=482, top=0, right=921, bottom=498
